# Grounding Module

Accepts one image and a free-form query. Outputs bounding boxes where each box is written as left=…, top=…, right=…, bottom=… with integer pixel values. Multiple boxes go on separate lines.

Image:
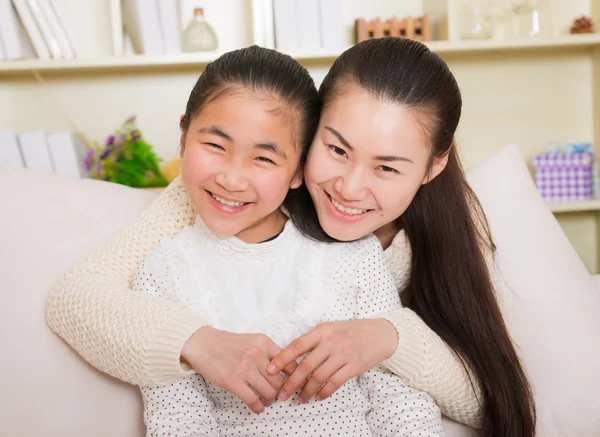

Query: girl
left=46, top=38, right=535, bottom=436
left=136, top=45, right=443, bottom=436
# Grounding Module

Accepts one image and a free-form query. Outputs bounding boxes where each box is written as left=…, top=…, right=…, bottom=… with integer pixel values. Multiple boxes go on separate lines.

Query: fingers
left=298, top=355, right=346, bottom=402
left=234, top=383, right=265, bottom=414
left=246, top=372, right=278, bottom=408
left=267, top=331, right=320, bottom=375
left=277, top=345, right=329, bottom=401
left=315, top=365, right=355, bottom=401
left=258, top=358, right=285, bottom=402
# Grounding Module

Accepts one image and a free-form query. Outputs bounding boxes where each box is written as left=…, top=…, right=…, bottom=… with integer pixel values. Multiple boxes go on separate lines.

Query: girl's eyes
left=255, top=156, right=275, bottom=165
left=205, top=143, right=224, bottom=151
left=328, top=145, right=347, bottom=158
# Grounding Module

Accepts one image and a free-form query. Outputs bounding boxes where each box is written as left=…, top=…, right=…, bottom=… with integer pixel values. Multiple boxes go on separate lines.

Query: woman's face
left=305, top=86, right=446, bottom=242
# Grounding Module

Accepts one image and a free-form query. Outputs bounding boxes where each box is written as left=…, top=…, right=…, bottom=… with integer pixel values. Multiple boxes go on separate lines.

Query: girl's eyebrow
left=325, top=126, right=413, bottom=163
left=199, top=125, right=286, bottom=158
left=199, top=126, right=233, bottom=142
left=254, top=143, right=286, bottom=159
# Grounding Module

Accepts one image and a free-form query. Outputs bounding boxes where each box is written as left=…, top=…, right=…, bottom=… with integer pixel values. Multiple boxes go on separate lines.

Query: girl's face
left=305, top=86, right=447, bottom=242
left=180, top=89, right=302, bottom=243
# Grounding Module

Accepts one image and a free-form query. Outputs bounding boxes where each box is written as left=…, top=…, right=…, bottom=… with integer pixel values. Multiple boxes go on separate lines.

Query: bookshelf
left=1, top=0, right=600, bottom=272
left=2, top=34, right=600, bottom=75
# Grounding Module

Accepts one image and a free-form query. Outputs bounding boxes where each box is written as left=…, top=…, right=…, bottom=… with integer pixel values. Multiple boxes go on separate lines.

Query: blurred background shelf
left=2, top=34, right=600, bottom=75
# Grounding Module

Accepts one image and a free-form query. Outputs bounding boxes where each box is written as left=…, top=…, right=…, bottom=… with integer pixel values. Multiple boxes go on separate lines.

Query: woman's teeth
left=330, top=197, right=368, bottom=215
left=211, top=193, right=245, bottom=207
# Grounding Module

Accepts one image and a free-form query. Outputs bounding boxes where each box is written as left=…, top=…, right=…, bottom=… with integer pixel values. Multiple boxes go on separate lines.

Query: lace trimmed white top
left=133, top=217, right=445, bottom=437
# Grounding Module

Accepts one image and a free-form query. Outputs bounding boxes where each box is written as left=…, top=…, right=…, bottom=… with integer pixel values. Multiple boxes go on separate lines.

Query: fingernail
left=297, top=396, right=306, bottom=404
left=315, top=395, right=321, bottom=401
left=278, top=391, right=289, bottom=401
left=267, top=364, right=277, bottom=374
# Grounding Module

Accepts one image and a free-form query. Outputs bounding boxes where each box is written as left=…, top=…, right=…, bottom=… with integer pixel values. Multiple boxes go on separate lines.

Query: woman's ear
left=422, top=151, right=449, bottom=185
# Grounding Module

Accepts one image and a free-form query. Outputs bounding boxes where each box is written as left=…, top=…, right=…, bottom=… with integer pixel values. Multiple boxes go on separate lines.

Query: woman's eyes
left=378, top=165, right=400, bottom=174
left=329, top=145, right=347, bottom=158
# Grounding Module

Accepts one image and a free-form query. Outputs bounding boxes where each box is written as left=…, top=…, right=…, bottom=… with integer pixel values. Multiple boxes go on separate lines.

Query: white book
left=297, top=0, right=320, bottom=50
left=18, top=130, right=54, bottom=173
left=273, top=0, right=299, bottom=51
left=108, top=0, right=123, bottom=56
left=318, top=0, right=345, bottom=49
left=46, top=132, right=88, bottom=178
left=0, top=34, right=5, bottom=59
left=0, top=132, right=25, bottom=169
left=157, top=0, right=181, bottom=54
left=251, top=0, right=275, bottom=49
left=11, top=0, right=50, bottom=59
left=122, top=0, right=164, bottom=55
left=25, top=0, right=62, bottom=58
left=37, top=0, right=74, bottom=59
left=0, top=0, right=35, bottom=59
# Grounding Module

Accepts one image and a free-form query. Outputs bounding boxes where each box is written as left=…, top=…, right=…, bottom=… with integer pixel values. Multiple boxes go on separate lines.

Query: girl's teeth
left=212, top=194, right=245, bottom=207
left=330, top=197, right=367, bottom=216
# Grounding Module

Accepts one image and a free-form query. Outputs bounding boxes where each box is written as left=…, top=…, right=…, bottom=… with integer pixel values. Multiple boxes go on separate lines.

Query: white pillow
left=467, top=145, right=600, bottom=436
left=0, top=166, right=155, bottom=437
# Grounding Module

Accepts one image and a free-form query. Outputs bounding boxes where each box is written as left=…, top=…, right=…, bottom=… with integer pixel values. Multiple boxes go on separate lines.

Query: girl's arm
left=45, top=178, right=204, bottom=387
left=141, top=374, right=220, bottom=437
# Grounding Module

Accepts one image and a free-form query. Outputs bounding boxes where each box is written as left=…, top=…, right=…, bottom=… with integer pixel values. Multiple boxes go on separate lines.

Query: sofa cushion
left=467, top=145, right=600, bottom=436
left=0, top=166, right=156, bottom=437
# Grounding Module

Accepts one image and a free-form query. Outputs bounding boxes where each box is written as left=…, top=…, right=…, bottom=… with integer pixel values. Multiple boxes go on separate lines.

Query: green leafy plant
left=84, top=116, right=169, bottom=188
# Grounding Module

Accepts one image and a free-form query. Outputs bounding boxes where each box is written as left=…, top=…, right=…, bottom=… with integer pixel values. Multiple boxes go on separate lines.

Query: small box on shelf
left=533, top=143, right=595, bottom=204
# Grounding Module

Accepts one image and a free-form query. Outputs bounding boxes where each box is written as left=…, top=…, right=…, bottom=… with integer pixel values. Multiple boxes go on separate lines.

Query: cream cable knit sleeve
left=45, top=177, right=482, bottom=427
left=46, top=178, right=202, bottom=386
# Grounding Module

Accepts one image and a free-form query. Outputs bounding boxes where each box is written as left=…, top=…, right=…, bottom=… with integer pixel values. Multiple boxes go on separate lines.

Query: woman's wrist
left=181, top=325, right=216, bottom=367
left=375, top=317, right=400, bottom=360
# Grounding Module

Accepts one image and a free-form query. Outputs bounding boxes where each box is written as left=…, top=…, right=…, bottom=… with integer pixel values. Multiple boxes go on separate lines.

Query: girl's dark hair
left=320, top=37, right=536, bottom=436
left=180, top=45, right=326, bottom=241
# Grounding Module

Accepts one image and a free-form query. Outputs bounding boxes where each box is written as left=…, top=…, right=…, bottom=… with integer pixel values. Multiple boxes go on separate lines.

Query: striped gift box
left=532, top=152, right=594, bottom=203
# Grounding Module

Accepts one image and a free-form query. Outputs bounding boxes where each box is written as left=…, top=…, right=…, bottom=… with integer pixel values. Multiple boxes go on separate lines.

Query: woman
left=46, top=38, right=535, bottom=436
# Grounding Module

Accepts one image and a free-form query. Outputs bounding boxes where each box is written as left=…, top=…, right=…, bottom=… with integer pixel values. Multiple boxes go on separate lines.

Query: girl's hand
left=182, top=326, right=297, bottom=414
left=266, top=319, right=398, bottom=403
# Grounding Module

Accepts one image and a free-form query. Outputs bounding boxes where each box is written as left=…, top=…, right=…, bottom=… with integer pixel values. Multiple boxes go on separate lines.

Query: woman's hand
left=181, top=326, right=297, bottom=414
left=267, top=319, right=398, bottom=403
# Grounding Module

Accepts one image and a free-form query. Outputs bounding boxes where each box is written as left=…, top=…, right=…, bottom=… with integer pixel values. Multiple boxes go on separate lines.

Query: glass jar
left=182, top=8, right=218, bottom=52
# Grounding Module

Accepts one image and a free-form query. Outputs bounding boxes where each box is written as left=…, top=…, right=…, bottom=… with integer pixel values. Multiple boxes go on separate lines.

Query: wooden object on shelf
left=354, top=15, right=431, bottom=44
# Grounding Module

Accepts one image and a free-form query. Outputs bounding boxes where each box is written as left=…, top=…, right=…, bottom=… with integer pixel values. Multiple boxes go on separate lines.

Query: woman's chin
left=321, top=222, right=370, bottom=242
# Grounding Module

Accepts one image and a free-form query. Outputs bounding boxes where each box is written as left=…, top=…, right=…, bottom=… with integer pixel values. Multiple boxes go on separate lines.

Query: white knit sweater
left=136, top=217, right=445, bottom=436
left=45, top=177, right=482, bottom=428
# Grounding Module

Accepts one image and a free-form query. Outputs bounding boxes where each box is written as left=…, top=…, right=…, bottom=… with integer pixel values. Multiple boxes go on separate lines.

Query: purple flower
left=126, top=115, right=136, bottom=123
left=100, top=148, right=112, bottom=160
left=84, top=150, right=94, bottom=171
left=105, top=135, right=115, bottom=146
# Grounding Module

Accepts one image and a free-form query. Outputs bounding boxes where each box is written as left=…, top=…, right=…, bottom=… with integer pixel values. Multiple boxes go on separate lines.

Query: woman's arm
left=382, top=307, right=482, bottom=428
left=45, top=178, right=203, bottom=386
left=268, top=232, right=483, bottom=428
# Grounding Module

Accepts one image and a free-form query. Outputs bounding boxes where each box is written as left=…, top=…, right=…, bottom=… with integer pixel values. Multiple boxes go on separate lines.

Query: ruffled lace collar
left=192, top=214, right=302, bottom=261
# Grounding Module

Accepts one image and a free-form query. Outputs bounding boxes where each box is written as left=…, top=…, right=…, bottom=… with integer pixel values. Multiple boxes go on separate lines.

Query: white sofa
left=1, top=146, right=599, bottom=437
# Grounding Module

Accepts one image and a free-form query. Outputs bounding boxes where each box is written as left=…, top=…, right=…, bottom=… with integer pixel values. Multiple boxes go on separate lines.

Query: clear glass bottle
left=459, top=0, right=494, bottom=40
left=182, top=8, right=218, bottom=52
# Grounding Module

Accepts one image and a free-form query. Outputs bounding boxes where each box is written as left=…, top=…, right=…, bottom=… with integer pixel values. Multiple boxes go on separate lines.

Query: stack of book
left=0, top=0, right=75, bottom=60
left=0, top=130, right=88, bottom=178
